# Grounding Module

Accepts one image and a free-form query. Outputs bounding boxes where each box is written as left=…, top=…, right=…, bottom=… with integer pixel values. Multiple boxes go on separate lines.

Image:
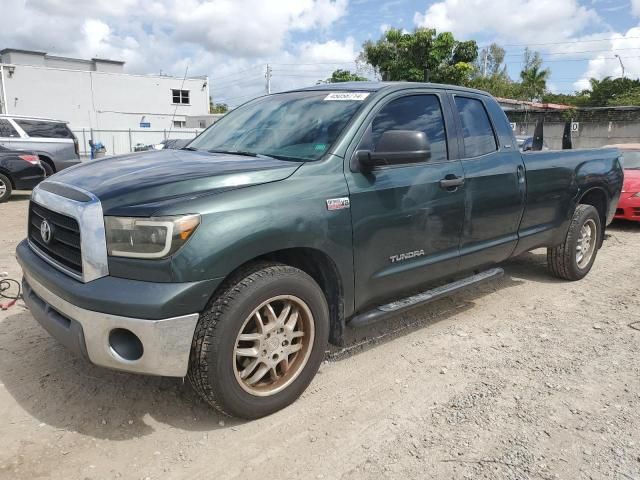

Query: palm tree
left=520, top=64, right=550, bottom=102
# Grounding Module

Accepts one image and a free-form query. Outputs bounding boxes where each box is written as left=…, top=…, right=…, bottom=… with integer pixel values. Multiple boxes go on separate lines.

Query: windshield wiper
left=265, top=154, right=306, bottom=162
left=208, top=149, right=258, bottom=157
left=182, top=146, right=198, bottom=151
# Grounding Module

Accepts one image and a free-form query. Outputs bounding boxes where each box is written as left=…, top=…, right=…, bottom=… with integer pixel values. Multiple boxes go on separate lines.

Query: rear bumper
left=22, top=271, right=199, bottom=377
left=53, top=157, right=81, bottom=172
left=615, top=194, right=640, bottom=221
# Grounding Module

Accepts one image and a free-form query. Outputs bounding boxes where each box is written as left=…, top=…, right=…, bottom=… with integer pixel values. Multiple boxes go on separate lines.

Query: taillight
left=19, top=154, right=40, bottom=165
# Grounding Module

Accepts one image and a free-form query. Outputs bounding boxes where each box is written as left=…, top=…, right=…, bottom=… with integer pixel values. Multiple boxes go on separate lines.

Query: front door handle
left=439, top=175, right=465, bottom=190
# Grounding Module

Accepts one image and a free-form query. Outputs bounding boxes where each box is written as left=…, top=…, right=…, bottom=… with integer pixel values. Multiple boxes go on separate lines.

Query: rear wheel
left=188, top=263, right=329, bottom=419
left=0, top=174, right=12, bottom=203
left=41, top=162, right=54, bottom=177
left=547, top=204, right=601, bottom=280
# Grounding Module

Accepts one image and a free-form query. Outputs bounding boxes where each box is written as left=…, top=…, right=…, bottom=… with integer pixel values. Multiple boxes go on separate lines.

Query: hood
left=50, top=149, right=302, bottom=212
left=623, top=168, right=640, bottom=193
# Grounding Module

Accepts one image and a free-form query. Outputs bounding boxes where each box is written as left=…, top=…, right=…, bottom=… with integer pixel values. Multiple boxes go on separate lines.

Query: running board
left=348, top=267, right=504, bottom=328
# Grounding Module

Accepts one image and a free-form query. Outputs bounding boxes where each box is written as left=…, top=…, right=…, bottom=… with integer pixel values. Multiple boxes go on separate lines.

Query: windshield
left=622, top=151, right=640, bottom=169
left=188, top=91, right=370, bottom=161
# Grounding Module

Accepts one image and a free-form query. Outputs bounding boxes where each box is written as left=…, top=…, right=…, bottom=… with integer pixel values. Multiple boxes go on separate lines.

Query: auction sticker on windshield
left=324, top=92, right=370, bottom=101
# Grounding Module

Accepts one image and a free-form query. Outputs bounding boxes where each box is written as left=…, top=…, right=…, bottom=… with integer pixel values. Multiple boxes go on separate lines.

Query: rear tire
left=547, top=204, right=601, bottom=280
left=41, top=162, right=54, bottom=177
left=188, top=262, right=329, bottom=419
left=0, top=174, right=12, bottom=203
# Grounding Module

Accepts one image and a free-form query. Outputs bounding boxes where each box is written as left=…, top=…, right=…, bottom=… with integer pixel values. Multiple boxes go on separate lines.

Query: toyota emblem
left=40, top=219, right=53, bottom=244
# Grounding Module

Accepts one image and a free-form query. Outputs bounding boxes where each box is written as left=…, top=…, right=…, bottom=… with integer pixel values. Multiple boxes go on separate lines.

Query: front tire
left=547, top=204, right=601, bottom=280
left=188, top=263, right=329, bottom=419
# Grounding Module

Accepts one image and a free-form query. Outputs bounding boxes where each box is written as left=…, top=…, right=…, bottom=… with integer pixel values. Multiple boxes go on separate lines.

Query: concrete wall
left=512, top=121, right=640, bottom=150
left=0, top=63, right=209, bottom=131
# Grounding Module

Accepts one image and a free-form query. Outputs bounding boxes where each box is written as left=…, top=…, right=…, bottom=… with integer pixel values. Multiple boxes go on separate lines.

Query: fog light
left=109, top=328, right=143, bottom=361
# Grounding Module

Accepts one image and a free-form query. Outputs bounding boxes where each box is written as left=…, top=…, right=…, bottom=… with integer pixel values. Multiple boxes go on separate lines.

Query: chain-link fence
left=71, top=128, right=204, bottom=158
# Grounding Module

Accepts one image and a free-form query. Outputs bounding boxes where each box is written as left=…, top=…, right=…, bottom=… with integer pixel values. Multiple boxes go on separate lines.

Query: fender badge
left=326, top=197, right=350, bottom=211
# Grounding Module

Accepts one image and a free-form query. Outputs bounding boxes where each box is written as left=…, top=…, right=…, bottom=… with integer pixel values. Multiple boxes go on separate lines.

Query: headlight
left=633, top=192, right=640, bottom=198
left=105, top=214, right=200, bottom=259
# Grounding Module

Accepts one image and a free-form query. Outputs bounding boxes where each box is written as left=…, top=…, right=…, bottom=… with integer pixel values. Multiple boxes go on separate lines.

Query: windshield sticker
left=314, top=143, right=327, bottom=151
left=324, top=92, right=370, bottom=101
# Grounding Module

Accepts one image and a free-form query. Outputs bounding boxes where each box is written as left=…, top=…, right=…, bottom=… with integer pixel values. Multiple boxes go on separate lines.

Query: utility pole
left=265, top=64, right=272, bottom=94
left=615, top=54, right=625, bottom=78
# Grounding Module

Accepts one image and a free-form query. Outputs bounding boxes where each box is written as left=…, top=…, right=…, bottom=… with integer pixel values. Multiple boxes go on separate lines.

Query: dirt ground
left=0, top=192, right=639, bottom=480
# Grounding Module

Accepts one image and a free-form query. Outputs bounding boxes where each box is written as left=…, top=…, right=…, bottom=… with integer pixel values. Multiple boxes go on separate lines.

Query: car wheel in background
left=188, top=262, right=329, bottom=419
left=0, top=174, right=12, bottom=203
left=547, top=204, right=602, bottom=281
left=41, top=162, right=54, bottom=177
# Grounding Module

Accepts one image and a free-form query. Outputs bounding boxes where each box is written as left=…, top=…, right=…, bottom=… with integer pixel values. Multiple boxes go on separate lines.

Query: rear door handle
left=439, top=176, right=465, bottom=190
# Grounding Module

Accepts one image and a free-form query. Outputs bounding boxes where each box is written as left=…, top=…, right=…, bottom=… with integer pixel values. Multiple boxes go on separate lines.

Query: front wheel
left=547, top=204, right=602, bottom=281
left=188, top=263, right=329, bottom=419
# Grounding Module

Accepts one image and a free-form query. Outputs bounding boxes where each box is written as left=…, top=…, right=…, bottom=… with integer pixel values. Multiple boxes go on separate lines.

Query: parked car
left=516, top=135, right=549, bottom=151
left=17, top=82, right=623, bottom=419
left=605, top=144, right=640, bottom=221
left=0, top=145, right=45, bottom=202
left=0, top=115, right=80, bottom=176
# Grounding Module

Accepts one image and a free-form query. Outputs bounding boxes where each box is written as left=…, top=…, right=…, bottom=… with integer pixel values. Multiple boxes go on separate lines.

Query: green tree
left=319, top=69, right=368, bottom=84
left=210, top=102, right=229, bottom=114
left=475, top=43, right=508, bottom=78
left=360, top=27, right=478, bottom=84
left=541, top=92, right=590, bottom=107
left=519, top=48, right=550, bottom=101
left=587, top=77, right=640, bottom=106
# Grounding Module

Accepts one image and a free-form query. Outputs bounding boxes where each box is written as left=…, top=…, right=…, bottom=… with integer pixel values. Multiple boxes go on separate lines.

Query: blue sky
left=2, top=0, right=639, bottom=106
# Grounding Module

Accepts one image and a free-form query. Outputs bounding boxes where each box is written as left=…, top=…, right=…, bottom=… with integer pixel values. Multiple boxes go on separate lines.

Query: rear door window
left=14, top=120, right=74, bottom=139
left=454, top=96, right=497, bottom=158
left=0, top=119, right=19, bottom=138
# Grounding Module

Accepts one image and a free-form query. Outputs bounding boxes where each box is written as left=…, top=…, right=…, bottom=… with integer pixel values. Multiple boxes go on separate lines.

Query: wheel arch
left=36, top=154, right=55, bottom=173
left=0, top=168, right=15, bottom=188
left=577, top=187, right=608, bottom=246
left=209, top=247, right=346, bottom=346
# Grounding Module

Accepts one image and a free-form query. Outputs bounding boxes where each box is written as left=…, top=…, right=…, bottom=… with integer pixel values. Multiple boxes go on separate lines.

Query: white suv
left=0, top=115, right=80, bottom=176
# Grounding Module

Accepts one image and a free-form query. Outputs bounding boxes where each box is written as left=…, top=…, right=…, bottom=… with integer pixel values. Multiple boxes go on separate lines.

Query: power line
left=211, top=65, right=263, bottom=81
left=502, top=46, right=640, bottom=59
left=479, top=35, right=640, bottom=48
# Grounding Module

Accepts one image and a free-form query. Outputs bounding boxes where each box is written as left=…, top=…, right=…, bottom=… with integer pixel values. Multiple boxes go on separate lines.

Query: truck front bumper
left=16, top=240, right=221, bottom=377
left=22, top=273, right=199, bottom=377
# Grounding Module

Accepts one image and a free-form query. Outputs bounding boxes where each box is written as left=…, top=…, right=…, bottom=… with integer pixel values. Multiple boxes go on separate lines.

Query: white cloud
left=172, top=0, right=349, bottom=57
left=633, top=0, right=640, bottom=16
left=0, top=0, right=356, bottom=105
left=573, top=27, right=640, bottom=90
left=414, top=0, right=600, bottom=44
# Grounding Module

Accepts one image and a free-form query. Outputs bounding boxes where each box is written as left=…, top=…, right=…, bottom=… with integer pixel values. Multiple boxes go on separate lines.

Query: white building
left=0, top=48, right=211, bottom=138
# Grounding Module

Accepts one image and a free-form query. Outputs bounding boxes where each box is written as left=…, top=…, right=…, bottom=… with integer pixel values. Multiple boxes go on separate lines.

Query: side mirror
left=353, top=130, right=431, bottom=173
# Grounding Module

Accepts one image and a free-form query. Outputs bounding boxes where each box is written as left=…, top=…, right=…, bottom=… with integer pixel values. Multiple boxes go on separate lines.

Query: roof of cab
left=293, top=81, right=492, bottom=96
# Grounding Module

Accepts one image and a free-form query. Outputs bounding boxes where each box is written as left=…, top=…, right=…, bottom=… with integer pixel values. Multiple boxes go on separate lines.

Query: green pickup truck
left=17, top=82, right=623, bottom=419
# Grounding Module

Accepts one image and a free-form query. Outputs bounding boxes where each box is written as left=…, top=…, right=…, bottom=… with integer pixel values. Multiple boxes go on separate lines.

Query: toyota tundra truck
left=16, top=82, right=624, bottom=419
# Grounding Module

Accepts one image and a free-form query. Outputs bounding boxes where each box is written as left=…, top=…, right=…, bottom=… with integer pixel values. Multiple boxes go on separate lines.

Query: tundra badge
left=390, top=249, right=425, bottom=263
left=326, top=197, right=350, bottom=211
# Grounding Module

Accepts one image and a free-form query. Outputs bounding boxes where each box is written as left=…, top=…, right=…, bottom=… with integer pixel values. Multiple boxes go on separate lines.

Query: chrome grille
left=28, top=201, right=83, bottom=276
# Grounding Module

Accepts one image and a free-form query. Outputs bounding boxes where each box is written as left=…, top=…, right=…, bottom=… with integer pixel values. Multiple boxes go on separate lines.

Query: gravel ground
left=0, top=192, right=639, bottom=480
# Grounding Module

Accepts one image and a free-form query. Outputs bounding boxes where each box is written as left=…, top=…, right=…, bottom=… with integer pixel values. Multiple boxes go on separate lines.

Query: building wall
left=507, top=108, right=640, bottom=149
left=511, top=121, right=640, bottom=150
left=0, top=63, right=210, bottom=131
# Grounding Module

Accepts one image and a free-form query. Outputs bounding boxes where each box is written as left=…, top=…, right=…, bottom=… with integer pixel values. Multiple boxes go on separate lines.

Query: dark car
left=0, top=145, right=45, bottom=202
left=17, top=82, right=623, bottom=419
